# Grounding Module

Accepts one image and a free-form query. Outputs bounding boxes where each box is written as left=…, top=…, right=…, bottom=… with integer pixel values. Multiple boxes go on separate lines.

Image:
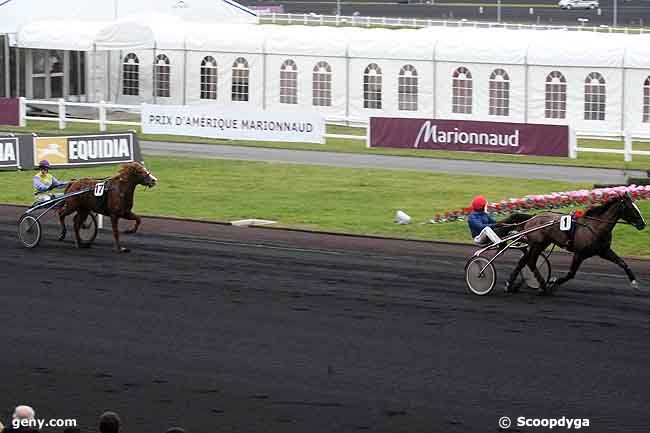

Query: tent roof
left=0, top=0, right=256, bottom=34
left=11, top=16, right=650, bottom=70
left=526, top=30, right=627, bottom=68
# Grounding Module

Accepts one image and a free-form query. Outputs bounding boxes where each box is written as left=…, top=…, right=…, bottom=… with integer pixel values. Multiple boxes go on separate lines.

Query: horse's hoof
left=630, top=280, right=640, bottom=290
left=120, top=247, right=130, bottom=253
left=504, top=281, right=519, bottom=294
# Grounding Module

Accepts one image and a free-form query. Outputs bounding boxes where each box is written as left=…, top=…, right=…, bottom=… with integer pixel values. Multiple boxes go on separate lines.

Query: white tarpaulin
left=0, top=0, right=256, bottom=35
left=141, top=104, right=325, bottom=144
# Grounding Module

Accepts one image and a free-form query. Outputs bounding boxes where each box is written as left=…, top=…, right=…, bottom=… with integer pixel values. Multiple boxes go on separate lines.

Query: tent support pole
left=345, top=49, right=349, bottom=126
left=620, top=67, right=626, bottom=135
left=262, top=50, right=267, bottom=110
left=153, top=45, right=157, bottom=105
left=182, top=43, right=187, bottom=105
left=2, top=35, right=9, bottom=97
left=524, top=61, right=529, bottom=124
left=15, top=47, right=20, bottom=97
left=106, top=50, right=111, bottom=102
left=91, top=43, right=96, bottom=102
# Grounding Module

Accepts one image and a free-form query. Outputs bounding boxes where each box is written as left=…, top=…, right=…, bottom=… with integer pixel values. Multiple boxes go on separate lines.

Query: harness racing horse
left=505, top=192, right=646, bottom=295
left=58, top=162, right=157, bottom=252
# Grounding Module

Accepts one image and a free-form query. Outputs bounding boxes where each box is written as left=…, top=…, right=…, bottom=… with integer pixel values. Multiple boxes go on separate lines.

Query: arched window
left=312, top=61, right=332, bottom=107
left=200, top=56, right=217, bottom=100
left=363, top=63, right=382, bottom=109
left=452, top=67, right=472, bottom=114
left=398, top=64, right=418, bottom=111
left=643, top=76, right=650, bottom=123
left=545, top=71, right=566, bottom=119
left=489, top=69, right=510, bottom=116
left=280, top=59, right=298, bottom=104
left=232, top=57, right=249, bottom=102
left=154, top=54, right=170, bottom=98
left=122, top=53, right=139, bottom=96
left=584, top=72, right=606, bottom=121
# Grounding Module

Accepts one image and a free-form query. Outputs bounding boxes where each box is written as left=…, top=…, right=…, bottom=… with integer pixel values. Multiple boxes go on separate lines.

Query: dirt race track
left=1, top=204, right=649, bottom=433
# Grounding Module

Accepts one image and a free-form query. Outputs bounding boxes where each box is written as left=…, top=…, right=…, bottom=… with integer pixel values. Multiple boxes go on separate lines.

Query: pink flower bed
left=430, top=185, right=650, bottom=223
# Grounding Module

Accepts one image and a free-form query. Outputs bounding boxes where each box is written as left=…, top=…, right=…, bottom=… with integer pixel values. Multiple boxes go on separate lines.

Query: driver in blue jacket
left=467, top=195, right=502, bottom=245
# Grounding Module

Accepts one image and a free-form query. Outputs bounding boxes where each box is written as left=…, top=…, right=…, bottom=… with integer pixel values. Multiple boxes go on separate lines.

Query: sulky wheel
left=465, top=256, right=497, bottom=296
left=78, top=213, right=98, bottom=246
left=18, top=214, right=42, bottom=248
left=519, top=254, right=552, bottom=290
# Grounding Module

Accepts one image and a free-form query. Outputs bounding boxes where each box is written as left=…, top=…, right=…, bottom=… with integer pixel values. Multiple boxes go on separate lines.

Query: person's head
left=471, top=195, right=488, bottom=212
left=98, top=411, right=121, bottom=433
left=38, top=160, right=50, bottom=175
left=165, top=428, right=186, bottom=433
left=12, top=405, right=36, bottom=421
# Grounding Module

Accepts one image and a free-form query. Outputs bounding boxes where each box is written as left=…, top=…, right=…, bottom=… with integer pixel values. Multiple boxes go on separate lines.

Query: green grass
left=3, top=155, right=649, bottom=257
left=2, top=120, right=650, bottom=171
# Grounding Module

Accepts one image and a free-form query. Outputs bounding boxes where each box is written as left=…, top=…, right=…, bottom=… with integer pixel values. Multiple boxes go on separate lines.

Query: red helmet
left=471, top=195, right=488, bottom=211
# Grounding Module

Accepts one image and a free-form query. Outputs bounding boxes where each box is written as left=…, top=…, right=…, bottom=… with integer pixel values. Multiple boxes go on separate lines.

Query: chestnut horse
left=58, top=162, right=157, bottom=252
left=505, top=192, right=646, bottom=295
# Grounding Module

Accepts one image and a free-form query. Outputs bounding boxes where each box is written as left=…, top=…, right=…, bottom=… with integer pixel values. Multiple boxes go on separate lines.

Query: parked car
left=558, top=0, right=599, bottom=9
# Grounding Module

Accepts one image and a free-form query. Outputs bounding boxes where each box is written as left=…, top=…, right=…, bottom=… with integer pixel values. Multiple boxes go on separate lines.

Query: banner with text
left=369, top=117, right=569, bottom=157
left=141, top=104, right=325, bottom=144
left=0, top=98, right=20, bottom=126
left=32, top=133, right=140, bottom=168
left=0, top=137, right=20, bottom=170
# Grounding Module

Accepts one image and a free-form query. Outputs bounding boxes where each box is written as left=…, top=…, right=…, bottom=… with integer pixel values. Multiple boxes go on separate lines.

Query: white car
left=558, top=0, right=599, bottom=9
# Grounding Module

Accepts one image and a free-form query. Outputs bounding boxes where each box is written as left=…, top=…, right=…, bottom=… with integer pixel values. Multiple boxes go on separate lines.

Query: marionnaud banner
left=368, top=117, right=569, bottom=157
left=141, top=104, right=325, bottom=144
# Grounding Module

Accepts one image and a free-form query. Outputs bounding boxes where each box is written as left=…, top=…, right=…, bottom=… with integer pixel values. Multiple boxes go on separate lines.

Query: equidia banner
left=31, top=133, right=140, bottom=167
left=141, top=104, right=325, bottom=144
left=0, top=137, right=19, bottom=170
left=368, top=117, right=569, bottom=157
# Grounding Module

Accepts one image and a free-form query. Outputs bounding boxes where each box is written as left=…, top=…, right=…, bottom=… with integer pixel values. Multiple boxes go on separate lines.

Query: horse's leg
left=505, top=249, right=530, bottom=293
left=122, top=211, right=141, bottom=234
left=525, top=245, right=552, bottom=294
left=111, top=215, right=129, bottom=253
left=72, top=211, right=84, bottom=249
left=57, top=205, right=75, bottom=241
left=550, top=253, right=585, bottom=289
left=599, top=248, right=638, bottom=289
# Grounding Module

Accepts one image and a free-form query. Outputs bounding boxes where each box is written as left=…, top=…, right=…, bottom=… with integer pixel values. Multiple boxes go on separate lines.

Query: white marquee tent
left=3, top=2, right=650, bottom=137
left=0, top=0, right=257, bottom=34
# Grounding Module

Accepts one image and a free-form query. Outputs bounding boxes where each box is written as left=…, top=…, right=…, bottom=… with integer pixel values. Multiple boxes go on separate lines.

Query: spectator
left=3, top=405, right=38, bottom=433
left=97, top=412, right=120, bottom=433
left=166, top=428, right=186, bottom=433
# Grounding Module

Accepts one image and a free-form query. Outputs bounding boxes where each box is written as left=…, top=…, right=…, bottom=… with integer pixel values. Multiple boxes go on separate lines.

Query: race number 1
left=94, top=182, right=105, bottom=197
left=560, top=215, right=572, bottom=231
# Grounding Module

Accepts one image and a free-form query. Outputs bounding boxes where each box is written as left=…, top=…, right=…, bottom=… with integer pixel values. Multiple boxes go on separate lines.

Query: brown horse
left=505, top=192, right=646, bottom=294
left=58, top=162, right=157, bottom=252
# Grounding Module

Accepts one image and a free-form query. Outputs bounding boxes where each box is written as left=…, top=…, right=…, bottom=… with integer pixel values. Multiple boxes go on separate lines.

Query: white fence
left=18, top=97, right=650, bottom=161
left=257, top=12, right=649, bottom=34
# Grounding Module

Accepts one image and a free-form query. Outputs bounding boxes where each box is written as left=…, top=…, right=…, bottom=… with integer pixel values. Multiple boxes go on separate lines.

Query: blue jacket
left=467, top=211, right=496, bottom=237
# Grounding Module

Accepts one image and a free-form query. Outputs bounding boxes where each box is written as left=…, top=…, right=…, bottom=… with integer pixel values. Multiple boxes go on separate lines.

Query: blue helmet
left=38, top=160, right=50, bottom=169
